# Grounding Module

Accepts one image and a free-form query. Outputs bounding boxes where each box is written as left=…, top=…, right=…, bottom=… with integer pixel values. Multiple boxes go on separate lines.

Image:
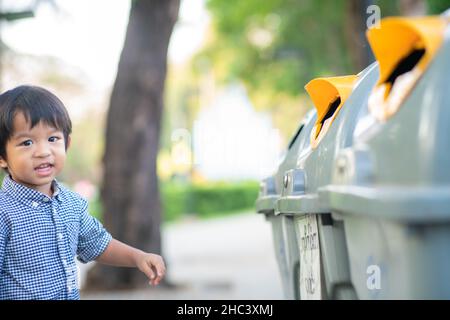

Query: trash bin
left=258, top=13, right=449, bottom=300
left=319, top=15, right=450, bottom=299
left=274, top=66, right=380, bottom=300
left=258, top=62, right=381, bottom=299
left=256, top=110, right=316, bottom=300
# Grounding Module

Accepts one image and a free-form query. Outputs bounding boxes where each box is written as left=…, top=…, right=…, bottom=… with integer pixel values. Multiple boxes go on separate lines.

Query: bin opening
left=384, top=48, right=425, bottom=97
left=305, top=76, right=357, bottom=149
left=367, top=16, right=446, bottom=121
left=288, top=124, right=304, bottom=150
left=316, top=97, right=341, bottom=139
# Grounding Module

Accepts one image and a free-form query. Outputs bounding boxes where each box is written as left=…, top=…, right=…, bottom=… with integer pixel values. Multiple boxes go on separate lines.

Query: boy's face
left=0, top=112, right=70, bottom=196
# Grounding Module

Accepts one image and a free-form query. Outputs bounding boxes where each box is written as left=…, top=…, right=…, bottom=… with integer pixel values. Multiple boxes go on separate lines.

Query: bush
left=87, top=180, right=260, bottom=223
left=88, top=195, right=103, bottom=222
left=161, top=182, right=190, bottom=222
left=161, top=181, right=259, bottom=221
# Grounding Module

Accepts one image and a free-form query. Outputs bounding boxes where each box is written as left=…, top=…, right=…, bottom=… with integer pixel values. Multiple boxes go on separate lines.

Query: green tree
left=198, top=0, right=445, bottom=143
left=201, top=0, right=352, bottom=101
left=426, top=0, right=450, bottom=14
left=196, top=1, right=371, bottom=141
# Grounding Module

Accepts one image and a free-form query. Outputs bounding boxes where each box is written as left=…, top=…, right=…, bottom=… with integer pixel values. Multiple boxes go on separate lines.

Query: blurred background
left=0, top=0, right=448, bottom=299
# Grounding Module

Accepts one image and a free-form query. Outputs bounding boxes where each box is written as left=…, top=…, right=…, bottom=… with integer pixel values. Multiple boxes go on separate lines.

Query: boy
left=0, top=85, right=165, bottom=299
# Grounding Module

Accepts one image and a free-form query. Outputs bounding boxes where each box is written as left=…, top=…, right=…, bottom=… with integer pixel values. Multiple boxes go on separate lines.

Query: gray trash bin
left=258, top=13, right=450, bottom=300
left=257, top=61, right=381, bottom=299
left=256, top=110, right=316, bottom=299
left=319, top=15, right=450, bottom=299
left=276, top=66, right=380, bottom=300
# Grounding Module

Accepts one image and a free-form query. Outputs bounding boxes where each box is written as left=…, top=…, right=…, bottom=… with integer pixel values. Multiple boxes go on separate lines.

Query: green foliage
left=426, top=0, right=450, bottom=14
left=197, top=0, right=443, bottom=146
left=197, top=0, right=369, bottom=146
left=161, top=181, right=260, bottom=221
left=189, top=181, right=260, bottom=218
left=374, top=0, right=401, bottom=16
left=87, top=194, right=103, bottom=222
left=202, top=0, right=353, bottom=101
left=161, top=182, right=190, bottom=221
left=63, top=110, right=105, bottom=185
left=201, top=0, right=408, bottom=102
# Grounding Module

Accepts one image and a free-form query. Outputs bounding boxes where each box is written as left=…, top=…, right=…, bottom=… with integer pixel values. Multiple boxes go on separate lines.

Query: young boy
left=0, top=85, right=166, bottom=300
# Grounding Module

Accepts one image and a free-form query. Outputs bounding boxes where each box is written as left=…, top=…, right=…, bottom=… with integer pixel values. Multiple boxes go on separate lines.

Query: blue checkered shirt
left=0, top=175, right=112, bottom=300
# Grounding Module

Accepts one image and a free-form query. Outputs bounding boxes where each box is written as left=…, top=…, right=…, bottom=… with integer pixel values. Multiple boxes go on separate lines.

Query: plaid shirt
left=0, top=175, right=112, bottom=300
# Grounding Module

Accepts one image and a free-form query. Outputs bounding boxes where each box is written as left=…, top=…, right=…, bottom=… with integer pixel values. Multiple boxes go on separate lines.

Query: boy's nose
left=34, top=143, right=51, bottom=158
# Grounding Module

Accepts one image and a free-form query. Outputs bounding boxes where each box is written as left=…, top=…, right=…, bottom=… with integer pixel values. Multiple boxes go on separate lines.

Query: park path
left=80, top=212, right=284, bottom=299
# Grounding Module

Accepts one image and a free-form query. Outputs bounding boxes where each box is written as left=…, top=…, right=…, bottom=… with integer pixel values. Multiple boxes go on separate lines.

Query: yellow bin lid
left=305, top=75, right=357, bottom=148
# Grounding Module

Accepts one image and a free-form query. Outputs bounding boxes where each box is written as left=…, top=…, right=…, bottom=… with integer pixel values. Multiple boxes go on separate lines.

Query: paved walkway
left=80, top=212, right=284, bottom=300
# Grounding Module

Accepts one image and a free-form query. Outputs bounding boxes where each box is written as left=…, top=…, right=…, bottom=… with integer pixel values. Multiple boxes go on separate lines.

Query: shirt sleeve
left=76, top=198, right=112, bottom=264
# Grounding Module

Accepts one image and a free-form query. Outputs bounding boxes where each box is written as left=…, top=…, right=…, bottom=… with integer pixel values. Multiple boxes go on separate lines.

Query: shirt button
left=57, top=233, right=63, bottom=240
left=42, top=198, right=50, bottom=202
left=32, top=201, right=39, bottom=208
left=62, top=259, right=67, bottom=266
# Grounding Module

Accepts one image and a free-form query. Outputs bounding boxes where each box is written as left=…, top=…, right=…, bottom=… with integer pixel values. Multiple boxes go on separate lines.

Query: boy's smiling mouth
left=34, top=162, right=54, bottom=176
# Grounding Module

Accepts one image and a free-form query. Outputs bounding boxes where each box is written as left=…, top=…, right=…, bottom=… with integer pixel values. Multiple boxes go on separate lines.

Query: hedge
left=161, top=181, right=260, bottom=221
left=88, top=180, right=260, bottom=222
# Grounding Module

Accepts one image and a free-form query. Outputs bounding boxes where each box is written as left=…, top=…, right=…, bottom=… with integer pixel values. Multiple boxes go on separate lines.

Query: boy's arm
left=76, top=197, right=165, bottom=286
left=95, top=238, right=166, bottom=286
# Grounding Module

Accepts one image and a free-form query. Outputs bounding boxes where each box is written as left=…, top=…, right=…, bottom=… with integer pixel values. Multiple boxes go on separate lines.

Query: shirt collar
left=2, top=174, right=63, bottom=206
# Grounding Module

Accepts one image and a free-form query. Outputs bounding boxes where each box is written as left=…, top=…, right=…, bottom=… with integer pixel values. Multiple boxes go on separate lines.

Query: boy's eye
left=48, top=136, right=60, bottom=143
left=20, top=140, right=33, bottom=147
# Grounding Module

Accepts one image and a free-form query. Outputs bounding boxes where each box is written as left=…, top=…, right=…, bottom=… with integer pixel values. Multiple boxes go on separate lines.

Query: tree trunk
left=85, top=0, right=179, bottom=290
left=398, top=0, right=426, bottom=16
left=345, top=0, right=375, bottom=72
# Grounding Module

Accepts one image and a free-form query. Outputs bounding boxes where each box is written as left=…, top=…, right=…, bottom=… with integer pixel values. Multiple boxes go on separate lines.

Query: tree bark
left=345, top=0, right=375, bottom=72
left=85, top=0, right=179, bottom=290
left=398, top=0, right=426, bottom=16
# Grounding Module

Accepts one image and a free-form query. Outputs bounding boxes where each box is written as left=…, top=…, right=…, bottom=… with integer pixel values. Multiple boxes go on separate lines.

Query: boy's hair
left=0, top=85, right=72, bottom=160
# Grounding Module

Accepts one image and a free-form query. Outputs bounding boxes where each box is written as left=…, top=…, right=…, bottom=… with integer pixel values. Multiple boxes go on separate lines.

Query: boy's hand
left=136, top=252, right=166, bottom=286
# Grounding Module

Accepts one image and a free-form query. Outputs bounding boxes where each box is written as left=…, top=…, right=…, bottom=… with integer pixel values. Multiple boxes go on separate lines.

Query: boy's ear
left=0, top=157, right=7, bottom=169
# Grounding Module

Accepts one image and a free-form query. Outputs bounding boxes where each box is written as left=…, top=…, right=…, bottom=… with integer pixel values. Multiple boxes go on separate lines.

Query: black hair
left=0, top=85, right=72, bottom=160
